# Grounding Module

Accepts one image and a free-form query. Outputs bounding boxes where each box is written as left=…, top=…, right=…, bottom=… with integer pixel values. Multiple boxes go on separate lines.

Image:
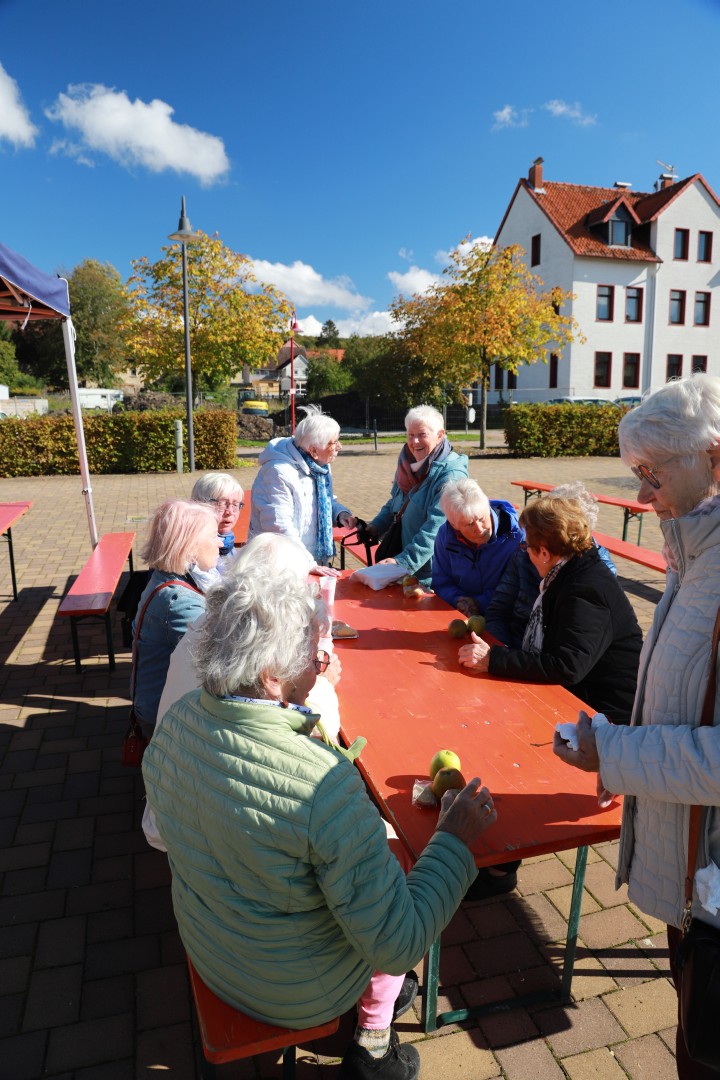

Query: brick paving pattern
left=0, top=441, right=677, bottom=1078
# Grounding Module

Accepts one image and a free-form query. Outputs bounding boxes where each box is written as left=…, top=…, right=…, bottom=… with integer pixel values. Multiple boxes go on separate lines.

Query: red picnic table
left=0, top=501, right=32, bottom=600
left=511, top=479, right=650, bottom=543
left=332, top=573, right=622, bottom=1031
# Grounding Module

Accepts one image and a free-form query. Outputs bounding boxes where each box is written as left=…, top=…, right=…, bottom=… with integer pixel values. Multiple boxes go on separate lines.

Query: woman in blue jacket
left=432, top=478, right=524, bottom=614
left=367, top=405, right=468, bottom=585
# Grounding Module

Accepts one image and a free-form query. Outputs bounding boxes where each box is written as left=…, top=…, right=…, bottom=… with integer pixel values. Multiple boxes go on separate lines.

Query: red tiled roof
left=496, top=173, right=720, bottom=263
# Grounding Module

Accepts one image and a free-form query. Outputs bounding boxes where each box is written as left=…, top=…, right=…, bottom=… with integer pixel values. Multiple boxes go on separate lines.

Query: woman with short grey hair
left=143, top=565, right=498, bottom=1080
left=249, top=405, right=356, bottom=576
left=554, top=373, right=720, bottom=1080
left=191, top=472, right=244, bottom=561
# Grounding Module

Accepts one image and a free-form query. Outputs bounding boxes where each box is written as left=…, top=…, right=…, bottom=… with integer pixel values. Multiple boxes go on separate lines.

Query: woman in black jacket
left=458, top=493, right=642, bottom=723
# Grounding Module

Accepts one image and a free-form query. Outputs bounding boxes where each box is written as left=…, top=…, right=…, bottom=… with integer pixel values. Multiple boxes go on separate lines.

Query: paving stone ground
left=0, top=441, right=677, bottom=1079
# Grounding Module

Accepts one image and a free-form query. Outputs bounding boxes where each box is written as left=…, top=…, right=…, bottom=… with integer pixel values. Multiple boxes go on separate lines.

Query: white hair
left=619, top=374, right=720, bottom=465
left=293, top=405, right=340, bottom=452
left=230, top=531, right=313, bottom=583
left=191, top=472, right=244, bottom=504
left=440, top=478, right=489, bottom=524
left=405, top=405, right=444, bottom=433
left=193, top=566, right=325, bottom=698
left=549, top=481, right=599, bottom=531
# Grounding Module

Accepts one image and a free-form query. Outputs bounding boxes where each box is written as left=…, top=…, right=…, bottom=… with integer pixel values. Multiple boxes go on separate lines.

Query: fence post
left=174, top=419, right=184, bottom=473
left=373, top=421, right=378, bottom=453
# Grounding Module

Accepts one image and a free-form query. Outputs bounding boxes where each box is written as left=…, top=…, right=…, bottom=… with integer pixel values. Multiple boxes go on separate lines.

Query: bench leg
left=69, top=617, right=82, bottom=672
left=282, top=1045, right=297, bottom=1079
left=198, top=1058, right=217, bottom=1080
left=6, top=527, right=18, bottom=601
left=104, top=613, right=116, bottom=672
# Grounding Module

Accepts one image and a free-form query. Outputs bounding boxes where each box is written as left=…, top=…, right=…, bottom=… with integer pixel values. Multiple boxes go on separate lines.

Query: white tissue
left=695, top=862, right=720, bottom=916
left=555, top=712, right=609, bottom=752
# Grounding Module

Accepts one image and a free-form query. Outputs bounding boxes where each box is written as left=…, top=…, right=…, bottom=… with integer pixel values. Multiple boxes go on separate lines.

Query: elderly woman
left=459, top=493, right=642, bottom=722
left=485, top=482, right=617, bottom=648
left=191, top=471, right=244, bottom=563
left=131, top=499, right=221, bottom=734
left=248, top=405, right=355, bottom=577
left=432, top=478, right=524, bottom=615
left=366, top=405, right=468, bottom=585
left=553, top=374, right=720, bottom=1080
left=142, top=565, right=496, bottom=1079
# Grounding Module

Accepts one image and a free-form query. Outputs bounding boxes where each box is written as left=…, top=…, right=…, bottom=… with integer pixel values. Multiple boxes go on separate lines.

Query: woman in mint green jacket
left=143, top=564, right=496, bottom=1080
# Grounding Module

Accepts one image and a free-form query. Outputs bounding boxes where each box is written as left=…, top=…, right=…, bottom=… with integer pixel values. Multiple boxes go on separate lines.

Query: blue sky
left=2, top=0, right=720, bottom=338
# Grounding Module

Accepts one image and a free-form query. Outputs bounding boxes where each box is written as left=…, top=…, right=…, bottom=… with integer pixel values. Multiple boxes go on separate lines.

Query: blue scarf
left=298, top=446, right=335, bottom=563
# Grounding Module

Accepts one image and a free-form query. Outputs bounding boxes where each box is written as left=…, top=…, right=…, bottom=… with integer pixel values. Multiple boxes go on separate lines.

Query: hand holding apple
left=458, top=633, right=491, bottom=672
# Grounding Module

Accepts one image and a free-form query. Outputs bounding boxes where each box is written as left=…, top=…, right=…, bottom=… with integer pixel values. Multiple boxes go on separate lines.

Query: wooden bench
left=187, top=957, right=339, bottom=1080
left=334, top=524, right=373, bottom=568
left=512, top=480, right=650, bottom=542
left=594, top=530, right=667, bottom=575
left=0, top=501, right=32, bottom=601
left=58, top=532, right=136, bottom=671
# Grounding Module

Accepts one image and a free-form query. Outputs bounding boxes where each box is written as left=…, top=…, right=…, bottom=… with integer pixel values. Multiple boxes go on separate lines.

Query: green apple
left=429, top=749, right=462, bottom=780
left=466, top=615, right=486, bottom=635
left=448, top=618, right=469, bottom=638
left=431, top=766, right=466, bottom=799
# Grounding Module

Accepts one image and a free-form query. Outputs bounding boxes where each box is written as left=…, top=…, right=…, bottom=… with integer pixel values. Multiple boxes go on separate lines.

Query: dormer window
left=609, top=218, right=631, bottom=246
left=586, top=198, right=637, bottom=248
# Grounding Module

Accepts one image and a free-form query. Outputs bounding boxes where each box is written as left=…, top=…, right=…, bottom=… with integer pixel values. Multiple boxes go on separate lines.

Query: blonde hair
left=520, top=496, right=593, bottom=557
left=140, top=499, right=218, bottom=574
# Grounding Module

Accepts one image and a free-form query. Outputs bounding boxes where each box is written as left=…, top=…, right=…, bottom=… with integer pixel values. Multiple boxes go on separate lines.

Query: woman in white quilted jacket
left=553, top=373, right=720, bottom=1080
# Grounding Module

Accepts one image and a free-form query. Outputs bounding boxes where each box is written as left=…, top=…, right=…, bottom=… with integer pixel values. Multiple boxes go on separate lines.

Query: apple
left=448, top=618, right=469, bottom=638
left=431, top=767, right=466, bottom=799
left=404, top=584, right=425, bottom=598
left=402, top=575, right=419, bottom=587
left=429, top=749, right=462, bottom=780
left=466, top=614, right=486, bottom=635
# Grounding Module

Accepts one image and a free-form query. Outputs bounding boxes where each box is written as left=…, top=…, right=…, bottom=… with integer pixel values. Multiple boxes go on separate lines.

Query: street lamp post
left=168, top=196, right=201, bottom=472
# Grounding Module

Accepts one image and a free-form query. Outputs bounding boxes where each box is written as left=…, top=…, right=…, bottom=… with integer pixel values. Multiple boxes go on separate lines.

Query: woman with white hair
left=131, top=499, right=222, bottom=734
left=191, top=471, right=244, bottom=562
left=366, top=405, right=468, bottom=585
left=432, top=477, right=524, bottom=615
left=249, top=405, right=356, bottom=576
left=554, top=374, right=720, bottom=1080
left=142, top=564, right=497, bottom=1080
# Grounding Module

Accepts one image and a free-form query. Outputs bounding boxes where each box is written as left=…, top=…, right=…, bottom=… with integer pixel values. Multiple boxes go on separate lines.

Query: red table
left=0, top=501, right=32, bottom=600
left=332, top=574, right=622, bottom=1030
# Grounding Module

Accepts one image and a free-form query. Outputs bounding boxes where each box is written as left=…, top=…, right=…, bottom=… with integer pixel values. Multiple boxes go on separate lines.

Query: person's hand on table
left=310, top=564, right=342, bottom=578
left=458, top=632, right=490, bottom=672
left=456, top=596, right=479, bottom=617
left=320, top=652, right=342, bottom=688
left=336, top=512, right=357, bottom=529
left=435, top=777, right=497, bottom=847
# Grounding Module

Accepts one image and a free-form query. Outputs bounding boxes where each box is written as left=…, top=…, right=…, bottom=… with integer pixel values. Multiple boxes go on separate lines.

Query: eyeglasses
left=314, top=649, right=331, bottom=674
left=519, top=540, right=528, bottom=552
left=326, top=440, right=342, bottom=450
left=629, top=454, right=680, bottom=490
left=210, top=499, right=244, bottom=512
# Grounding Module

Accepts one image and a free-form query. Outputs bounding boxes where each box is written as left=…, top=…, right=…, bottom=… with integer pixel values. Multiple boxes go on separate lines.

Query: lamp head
left=168, top=196, right=201, bottom=243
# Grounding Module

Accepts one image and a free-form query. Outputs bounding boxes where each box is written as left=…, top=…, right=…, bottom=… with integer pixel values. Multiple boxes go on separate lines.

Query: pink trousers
left=356, top=822, right=414, bottom=1029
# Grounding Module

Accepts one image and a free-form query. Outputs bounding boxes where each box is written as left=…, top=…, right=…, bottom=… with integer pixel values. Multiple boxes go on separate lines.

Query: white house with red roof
left=491, top=158, right=719, bottom=403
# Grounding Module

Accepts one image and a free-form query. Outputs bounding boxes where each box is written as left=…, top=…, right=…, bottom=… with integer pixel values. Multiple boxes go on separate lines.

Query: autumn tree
left=389, top=240, right=581, bottom=445
left=125, top=232, right=291, bottom=391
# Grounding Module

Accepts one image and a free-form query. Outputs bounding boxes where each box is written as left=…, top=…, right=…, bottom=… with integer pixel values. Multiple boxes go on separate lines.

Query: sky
left=2, top=0, right=720, bottom=339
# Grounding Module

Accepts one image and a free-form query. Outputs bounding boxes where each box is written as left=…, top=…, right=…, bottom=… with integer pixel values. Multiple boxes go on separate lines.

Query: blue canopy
left=0, top=240, right=70, bottom=321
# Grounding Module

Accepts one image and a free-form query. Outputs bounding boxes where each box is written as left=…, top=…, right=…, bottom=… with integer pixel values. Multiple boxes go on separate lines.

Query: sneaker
left=463, top=863, right=519, bottom=902
left=393, top=971, right=419, bottom=1020
left=341, top=1029, right=420, bottom=1079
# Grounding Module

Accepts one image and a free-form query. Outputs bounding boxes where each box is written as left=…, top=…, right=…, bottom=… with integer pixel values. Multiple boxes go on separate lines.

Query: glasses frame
left=314, top=649, right=331, bottom=674
left=629, top=453, right=683, bottom=490
left=210, top=498, right=244, bottom=512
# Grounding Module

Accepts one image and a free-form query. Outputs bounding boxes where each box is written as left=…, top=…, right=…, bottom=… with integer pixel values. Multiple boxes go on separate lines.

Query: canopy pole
left=62, top=317, right=99, bottom=548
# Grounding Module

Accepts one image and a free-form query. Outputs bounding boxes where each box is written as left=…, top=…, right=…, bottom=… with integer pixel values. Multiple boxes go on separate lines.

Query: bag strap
left=683, top=606, right=720, bottom=931
left=130, top=578, right=202, bottom=703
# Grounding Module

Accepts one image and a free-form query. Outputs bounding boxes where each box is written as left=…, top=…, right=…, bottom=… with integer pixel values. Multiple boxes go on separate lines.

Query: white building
left=491, top=157, right=720, bottom=403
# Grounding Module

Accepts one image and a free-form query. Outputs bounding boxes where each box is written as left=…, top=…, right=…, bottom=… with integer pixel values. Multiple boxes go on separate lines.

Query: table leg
left=105, top=613, right=116, bottom=672
left=561, top=844, right=588, bottom=1002
left=421, top=937, right=441, bottom=1033
left=5, top=527, right=19, bottom=601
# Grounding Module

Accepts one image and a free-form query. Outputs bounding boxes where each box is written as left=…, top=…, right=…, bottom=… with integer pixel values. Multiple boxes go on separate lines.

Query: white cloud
left=387, top=265, right=441, bottom=296
left=435, top=236, right=494, bottom=265
left=543, top=99, right=597, bottom=126
left=0, top=64, right=38, bottom=148
left=45, top=84, right=229, bottom=185
left=335, top=311, right=395, bottom=337
left=251, top=258, right=371, bottom=312
left=397, top=247, right=414, bottom=262
left=294, top=314, right=323, bottom=338
left=492, top=104, right=530, bottom=131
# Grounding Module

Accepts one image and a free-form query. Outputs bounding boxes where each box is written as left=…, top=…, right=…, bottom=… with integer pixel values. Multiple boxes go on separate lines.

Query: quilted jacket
left=248, top=437, right=350, bottom=565
left=432, top=501, right=524, bottom=613
left=142, top=690, right=477, bottom=1027
left=370, top=449, right=468, bottom=584
left=596, top=496, right=720, bottom=929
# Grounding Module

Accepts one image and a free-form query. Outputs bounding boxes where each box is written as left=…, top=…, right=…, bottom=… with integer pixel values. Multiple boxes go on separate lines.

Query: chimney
left=528, top=156, right=544, bottom=191
left=614, top=181, right=632, bottom=190
left=660, top=173, right=674, bottom=190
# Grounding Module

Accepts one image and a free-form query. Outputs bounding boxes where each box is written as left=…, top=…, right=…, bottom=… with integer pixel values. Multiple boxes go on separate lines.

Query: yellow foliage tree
left=389, top=240, right=582, bottom=445
left=125, top=232, right=292, bottom=389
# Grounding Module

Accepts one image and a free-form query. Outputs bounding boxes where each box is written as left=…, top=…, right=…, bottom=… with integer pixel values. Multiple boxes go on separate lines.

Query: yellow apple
left=431, top=767, right=466, bottom=799
left=448, top=619, right=469, bottom=638
left=429, top=749, right=462, bottom=779
left=466, top=615, right=486, bottom=635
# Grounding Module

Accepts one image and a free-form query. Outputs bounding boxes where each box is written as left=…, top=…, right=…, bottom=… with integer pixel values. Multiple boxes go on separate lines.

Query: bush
left=0, top=408, right=237, bottom=477
left=504, top=404, right=627, bottom=457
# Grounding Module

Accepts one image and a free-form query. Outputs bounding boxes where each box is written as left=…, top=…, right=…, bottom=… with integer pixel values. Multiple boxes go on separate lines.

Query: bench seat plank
left=58, top=532, right=136, bottom=617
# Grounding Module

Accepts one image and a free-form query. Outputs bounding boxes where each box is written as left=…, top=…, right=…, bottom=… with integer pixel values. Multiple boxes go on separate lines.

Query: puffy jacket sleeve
left=431, top=526, right=464, bottom=609
left=488, top=588, right=614, bottom=688
left=309, top=762, right=476, bottom=974
left=251, top=463, right=309, bottom=550
left=396, top=458, right=468, bottom=575
left=597, top=721, right=720, bottom=806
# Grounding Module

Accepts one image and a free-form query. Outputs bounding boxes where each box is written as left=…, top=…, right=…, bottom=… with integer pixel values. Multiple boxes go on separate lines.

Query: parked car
left=545, top=396, right=613, bottom=406
left=614, top=395, right=643, bottom=408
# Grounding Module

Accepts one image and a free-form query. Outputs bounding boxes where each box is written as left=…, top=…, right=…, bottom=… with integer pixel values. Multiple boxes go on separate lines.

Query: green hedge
left=504, top=404, right=628, bottom=457
left=0, top=408, right=237, bottom=477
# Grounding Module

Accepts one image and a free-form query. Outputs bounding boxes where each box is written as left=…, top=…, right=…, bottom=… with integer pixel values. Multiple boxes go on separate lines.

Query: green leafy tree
left=125, top=232, right=292, bottom=391
left=341, top=335, right=406, bottom=402
left=12, top=319, right=66, bottom=388
left=305, top=353, right=353, bottom=399
left=316, top=319, right=341, bottom=348
left=389, top=240, right=581, bottom=445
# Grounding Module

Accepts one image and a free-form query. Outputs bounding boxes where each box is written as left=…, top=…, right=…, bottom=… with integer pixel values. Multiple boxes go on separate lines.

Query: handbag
left=375, top=485, right=420, bottom=563
left=674, top=607, right=720, bottom=1070
left=121, top=577, right=201, bottom=766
